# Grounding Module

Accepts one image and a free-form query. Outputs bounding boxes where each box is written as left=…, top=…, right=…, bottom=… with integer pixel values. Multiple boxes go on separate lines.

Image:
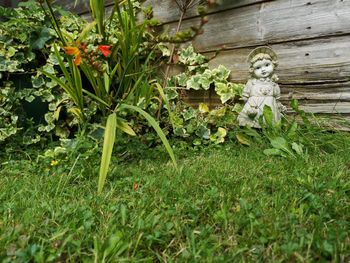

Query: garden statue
left=237, top=46, right=286, bottom=128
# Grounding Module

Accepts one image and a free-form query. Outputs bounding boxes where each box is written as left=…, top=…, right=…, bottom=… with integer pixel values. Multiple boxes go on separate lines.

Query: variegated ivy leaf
left=7, top=47, right=17, bottom=57
left=182, top=107, right=196, bottom=121
left=176, top=73, right=188, bottom=87
left=179, top=45, right=196, bottom=65
left=209, top=107, right=226, bottom=118
left=196, top=124, right=210, bottom=139
left=174, top=127, right=189, bottom=138
left=179, top=45, right=207, bottom=66
left=215, top=82, right=235, bottom=103
left=199, top=75, right=211, bottom=90
left=164, top=88, right=178, bottom=101
left=25, top=95, right=36, bottom=103
left=186, top=75, right=201, bottom=90
left=209, top=127, right=227, bottom=144
left=32, top=76, right=45, bottom=88
left=157, top=44, right=171, bottom=57
left=233, top=103, right=243, bottom=113
left=212, top=65, right=230, bottom=82
left=233, top=83, right=244, bottom=97
left=42, top=64, right=55, bottom=74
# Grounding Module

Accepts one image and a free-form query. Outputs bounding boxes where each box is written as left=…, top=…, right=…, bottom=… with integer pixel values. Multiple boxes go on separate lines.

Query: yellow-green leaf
left=98, top=113, right=117, bottom=194
left=116, top=118, right=136, bottom=136
left=236, top=133, right=251, bottom=146
left=198, top=103, right=209, bottom=113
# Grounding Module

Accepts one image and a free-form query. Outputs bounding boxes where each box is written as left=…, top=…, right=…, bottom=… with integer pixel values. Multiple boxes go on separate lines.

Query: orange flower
left=64, top=46, right=82, bottom=65
left=98, top=45, right=111, bottom=57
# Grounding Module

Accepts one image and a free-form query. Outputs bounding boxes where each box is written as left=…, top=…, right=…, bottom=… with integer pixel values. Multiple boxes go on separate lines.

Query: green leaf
left=291, top=142, right=304, bottom=156
left=176, top=73, right=188, bottom=87
left=116, top=118, right=136, bottom=136
left=199, top=75, right=211, bottom=90
left=212, top=65, right=230, bottom=81
left=120, top=104, right=178, bottom=170
left=30, top=27, right=52, bottom=50
left=236, top=133, right=251, bottom=146
left=182, top=107, right=196, bottom=121
left=192, top=138, right=202, bottom=146
left=263, top=105, right=273, bottom=127
left=287, top=121, right=298, bottom=139
left=77, top=21, right=97, bottom=42
left=210, top=127, right=227, bottom=144
left=196, top=124, right=210, bottom=139
left=154, top=83, right=176, bottom=129
left=263, top=148, right=284, bottom=157
left=186, top=75, right=201, bottom=90
left=198, top=103, right=209, bottom=113
left=98, top=113, right=117, bottom=194
left=270, top=137, right=288, bottom=150
left=164, top=88, right=178, bottom=101
left=290, top=99, right=299, bottom=111
left=7, top=47, right=16, bottom=57
left=270, top=137, right=296, bottom=158
left=215, top=82, right=236, bottom=103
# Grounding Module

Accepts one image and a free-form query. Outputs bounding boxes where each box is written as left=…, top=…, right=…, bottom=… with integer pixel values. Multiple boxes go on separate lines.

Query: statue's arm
left=242, top=80, right=252, bottom=101
left=274, top=83, right=287, bottom=112
left=273, top=83, right=281, bottom=99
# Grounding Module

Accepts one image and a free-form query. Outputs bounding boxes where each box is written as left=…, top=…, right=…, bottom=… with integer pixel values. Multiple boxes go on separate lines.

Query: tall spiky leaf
left=120, top=104, right=178, bottom=169
left=98, top=113, right=117, bottom=194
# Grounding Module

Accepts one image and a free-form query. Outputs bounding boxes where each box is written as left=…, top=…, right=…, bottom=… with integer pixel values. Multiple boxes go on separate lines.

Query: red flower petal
left=98, top=45, right=111, bottom=57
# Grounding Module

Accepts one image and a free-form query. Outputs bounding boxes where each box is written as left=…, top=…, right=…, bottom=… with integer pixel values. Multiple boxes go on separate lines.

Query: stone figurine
left=238, top=46, right=286, bottom=128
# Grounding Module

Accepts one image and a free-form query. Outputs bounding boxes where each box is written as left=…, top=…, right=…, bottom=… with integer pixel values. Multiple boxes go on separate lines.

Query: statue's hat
left=247, top=46, right=277, bottom=63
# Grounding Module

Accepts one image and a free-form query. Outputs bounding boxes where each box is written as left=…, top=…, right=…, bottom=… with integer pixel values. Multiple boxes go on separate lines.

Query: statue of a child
left=238, top=46, right=286, bottom=128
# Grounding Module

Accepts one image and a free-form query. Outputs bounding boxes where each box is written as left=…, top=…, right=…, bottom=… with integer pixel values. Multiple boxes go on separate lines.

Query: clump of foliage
left=39, top=0, right=184, bottom=193
left=0, top=1, right=87, bottom=143
left=155, top=45, right=244, bottom=146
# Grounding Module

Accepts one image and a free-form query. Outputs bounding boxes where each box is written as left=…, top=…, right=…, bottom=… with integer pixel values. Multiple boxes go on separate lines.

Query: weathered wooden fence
left=57, top=0, right=350, bottom=123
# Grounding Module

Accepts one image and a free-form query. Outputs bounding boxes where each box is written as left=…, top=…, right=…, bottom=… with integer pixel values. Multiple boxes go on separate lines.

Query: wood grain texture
left=182, top=88, right=350, bottom=114
left=208, top=35, right=350, bottom=84
left=164, top=0, right=350, bottom=52
left=280, top=82, right=350, bottom=102
left=142, top=0, right=266, bottom=23
left=55, top=0, right=114, bottom=15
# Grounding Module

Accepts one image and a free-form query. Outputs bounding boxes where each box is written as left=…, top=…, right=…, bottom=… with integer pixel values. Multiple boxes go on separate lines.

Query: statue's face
left=253, top=58, right=274, bottom=78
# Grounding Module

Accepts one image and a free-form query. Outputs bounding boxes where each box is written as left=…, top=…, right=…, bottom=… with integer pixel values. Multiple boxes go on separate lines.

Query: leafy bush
left=0, top=1, right=87, bottom=143
left=155, top=45, right=244, bottom=146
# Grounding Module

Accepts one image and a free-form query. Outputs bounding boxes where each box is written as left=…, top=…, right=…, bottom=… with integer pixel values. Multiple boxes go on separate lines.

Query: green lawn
left=1, top=133, right=350, bottom=262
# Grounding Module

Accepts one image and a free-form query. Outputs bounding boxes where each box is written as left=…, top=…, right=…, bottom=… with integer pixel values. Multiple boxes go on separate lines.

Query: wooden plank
left=142, top=0, right=266, bottom=24
left=298, top=102, right=350, bottom=114
left=164, top=0, right=350, bottom=52
left=182, top=86, right=350, bottom=104
left=280, top=83, right=350, bottom=102
left=54, top=0, right=114, bottom=15
left=81, top=1, right=266, bottom=23
left=208, top=35, right=350, bottom=84
left=181, top=81, right=350, bottom=114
